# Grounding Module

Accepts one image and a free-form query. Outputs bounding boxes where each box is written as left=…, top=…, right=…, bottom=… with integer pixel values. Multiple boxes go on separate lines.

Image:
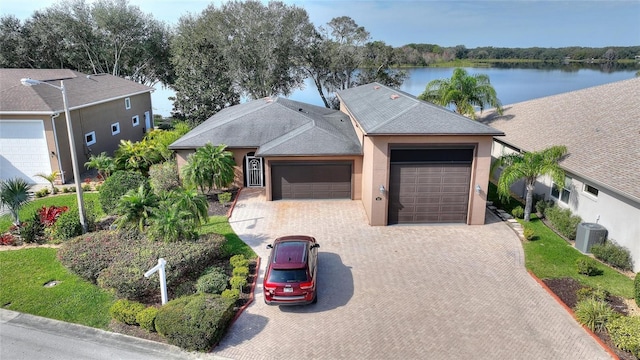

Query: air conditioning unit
left=575, top=223, right=607, bottom=254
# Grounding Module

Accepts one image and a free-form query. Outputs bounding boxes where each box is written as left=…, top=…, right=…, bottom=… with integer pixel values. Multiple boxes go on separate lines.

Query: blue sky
left=3, top=0, right=639, bottom=48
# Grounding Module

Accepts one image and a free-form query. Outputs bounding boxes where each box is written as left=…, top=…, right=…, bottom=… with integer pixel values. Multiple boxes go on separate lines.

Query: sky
left=2, top=0, right=639, bottom=48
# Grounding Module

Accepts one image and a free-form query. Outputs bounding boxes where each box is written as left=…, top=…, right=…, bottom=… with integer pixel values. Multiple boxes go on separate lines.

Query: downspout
left=51, top=113, right=65, bottom=183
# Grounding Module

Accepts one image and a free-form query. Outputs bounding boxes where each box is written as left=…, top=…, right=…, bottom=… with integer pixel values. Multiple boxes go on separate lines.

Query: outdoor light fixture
left=475, top=184, right=482, bottom=194
left=379, top=185, right=385, bottom=194
left=21, top=78, right=87, bottom=233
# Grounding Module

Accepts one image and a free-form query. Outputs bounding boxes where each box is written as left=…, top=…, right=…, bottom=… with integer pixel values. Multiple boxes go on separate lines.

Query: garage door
left=388, top=148, right=473, bottom=224
left=0, top=120, right=52, bottom=184
left=271, top=162, right=351, bottom=200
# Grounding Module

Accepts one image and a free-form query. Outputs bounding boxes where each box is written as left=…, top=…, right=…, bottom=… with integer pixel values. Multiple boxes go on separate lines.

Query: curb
left=226, top=187, right=242, bottom=219
left=527, top=271, right=619, bottom=360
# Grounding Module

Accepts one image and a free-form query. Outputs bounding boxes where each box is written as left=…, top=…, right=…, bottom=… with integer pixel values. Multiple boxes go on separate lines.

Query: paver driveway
left=213, top=189, right=610, bottom=360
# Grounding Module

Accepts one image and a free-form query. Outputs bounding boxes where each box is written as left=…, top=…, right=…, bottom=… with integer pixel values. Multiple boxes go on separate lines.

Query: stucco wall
left=363, top=135, right=493, bottom=226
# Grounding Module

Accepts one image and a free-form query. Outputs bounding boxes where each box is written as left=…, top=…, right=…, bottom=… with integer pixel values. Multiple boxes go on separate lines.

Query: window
left=551, top=177, right=572, bottom=204
left=124, top=97, right=131, bottom=110
left=111, top=122, right=120, bottom=135
left=584, top=184, right=599, bottom=197
left=85, top=131, right=96, bottom=146
left=132, top=115, right=140, bottom=127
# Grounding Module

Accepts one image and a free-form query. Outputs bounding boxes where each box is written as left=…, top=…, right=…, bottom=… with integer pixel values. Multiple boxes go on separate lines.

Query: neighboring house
left=480, top=77, right=640, bottom=272
left=0, top=69, right=154, bottom=185
left=170, top=82, right=503, bottom=226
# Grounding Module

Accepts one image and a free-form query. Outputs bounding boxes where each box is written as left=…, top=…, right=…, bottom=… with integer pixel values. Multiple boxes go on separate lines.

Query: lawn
left=0, top=192, right=103, bottom=233
left=0, top=247, right=115, bottom=328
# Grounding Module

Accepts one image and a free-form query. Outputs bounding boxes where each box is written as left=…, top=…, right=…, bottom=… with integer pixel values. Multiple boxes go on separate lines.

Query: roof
left=0, top=69, right=153, bottom=114
left=336, top=82, right=504, bottom=136
left=169, top=97, right=362, bottom=157
left=479, top=77, right=640, bottom=203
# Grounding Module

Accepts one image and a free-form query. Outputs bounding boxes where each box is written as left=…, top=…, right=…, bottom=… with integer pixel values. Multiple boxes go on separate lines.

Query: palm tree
left=0, top=177, right=33, bottom=225
left=35, top=171, right=60, bottom=193
left=148, top=202, right=196, bottom=242
left=85, top=152, right=116, bottom=180
left=181, top=144, right=236, bottom=193
left=418, top=68, right=503, bottom=119
left=114, top=184, right=159, bottom=231
left=491, top=145, right=568, bottom=221
left=167, top=187, right=209, bottom=227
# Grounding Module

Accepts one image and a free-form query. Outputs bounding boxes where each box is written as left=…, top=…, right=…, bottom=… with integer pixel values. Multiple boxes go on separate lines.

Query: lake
left=151, top=66, right=638, bottom=117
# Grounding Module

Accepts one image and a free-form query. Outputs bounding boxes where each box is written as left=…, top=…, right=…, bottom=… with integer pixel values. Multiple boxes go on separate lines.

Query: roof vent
left=373, top=85, right=380, bottom=90
left=390, top=94, right=400, bottom=100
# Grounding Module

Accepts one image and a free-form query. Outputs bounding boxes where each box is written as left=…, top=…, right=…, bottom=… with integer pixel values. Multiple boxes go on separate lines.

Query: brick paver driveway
left=213, top=189, right=610, bottom=360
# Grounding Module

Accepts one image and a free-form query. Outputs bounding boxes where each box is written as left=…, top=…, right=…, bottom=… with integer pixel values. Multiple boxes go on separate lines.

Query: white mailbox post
left=144, top=258, right=168, bottom=305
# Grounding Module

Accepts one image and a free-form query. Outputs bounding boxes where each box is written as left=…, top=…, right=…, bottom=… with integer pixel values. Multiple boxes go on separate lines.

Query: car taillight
left=299, top=281, right=314, bottom=290
left=264, top=284, right=276, bottom=294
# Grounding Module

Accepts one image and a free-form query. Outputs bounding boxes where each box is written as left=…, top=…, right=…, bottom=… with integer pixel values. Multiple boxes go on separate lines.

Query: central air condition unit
left=575, top=222, right=607, bottom=254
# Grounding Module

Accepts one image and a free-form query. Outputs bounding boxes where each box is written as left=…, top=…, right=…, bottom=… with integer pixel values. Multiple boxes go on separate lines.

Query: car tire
left=312, top=293, right=317, bottom=304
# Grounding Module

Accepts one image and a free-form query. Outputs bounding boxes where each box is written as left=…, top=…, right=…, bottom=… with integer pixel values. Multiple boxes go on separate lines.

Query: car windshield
left=268, top=269, right=309, bottom=283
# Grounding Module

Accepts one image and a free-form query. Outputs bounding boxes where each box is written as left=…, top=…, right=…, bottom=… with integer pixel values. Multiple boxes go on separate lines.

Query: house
left=480, top=77, right=640, bottom=272
left=0, top=69, right=154, bottom=185
left=170, top=82, right=503, bottom=226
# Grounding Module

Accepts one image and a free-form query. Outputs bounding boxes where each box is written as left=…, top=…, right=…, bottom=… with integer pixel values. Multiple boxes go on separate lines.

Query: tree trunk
left=524, top=181, right=535, bottom=222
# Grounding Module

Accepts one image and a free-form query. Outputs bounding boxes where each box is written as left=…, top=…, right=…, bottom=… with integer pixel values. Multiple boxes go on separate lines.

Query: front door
left=246, top=156, right=263, bottom=187
left=144, top=111, right=152, bottom=132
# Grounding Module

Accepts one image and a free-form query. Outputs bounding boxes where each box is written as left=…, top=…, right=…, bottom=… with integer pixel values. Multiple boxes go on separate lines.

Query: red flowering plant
left=0, top=233, right=16, bottom=246
left=38, top=205, right=69, bottom=227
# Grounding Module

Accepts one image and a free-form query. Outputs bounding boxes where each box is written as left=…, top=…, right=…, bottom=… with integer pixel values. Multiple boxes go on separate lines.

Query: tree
left=491, top=145, right=568, bottom=221
left=356, top=41, right=408, bottom=88
left=114, top=184, right=158, bottom=231
left=0, top=177, right=33, bottom=225
left=181, top=144, right=235, bottom=194
left=35, top=171, right=61, bottom=194
left=85, top=152, right=116, bottom=180
left=418, top=68, right=503, bottom=119
left=165, top=187, right=208, bottom=227
left=0, top=15, right=27, bottom=68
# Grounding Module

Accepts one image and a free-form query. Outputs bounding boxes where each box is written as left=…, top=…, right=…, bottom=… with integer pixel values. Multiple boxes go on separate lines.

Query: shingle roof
left=479, top=77, right=640, bottom=203
left=169, top=97, right=362, bottom=157
left=337, top=82, right=504, bottom=136
left=0, top=69, right=153, bottom=113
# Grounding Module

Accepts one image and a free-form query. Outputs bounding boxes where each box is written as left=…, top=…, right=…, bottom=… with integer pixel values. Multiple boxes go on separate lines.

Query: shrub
left=58, top=230, right=127, bottom=283
left=62, top=187, right=72, bottom=193
left=149, top=160, right=181, bottom=194
left=99, top=171, right=148, bottom=214
left=534, top=199, right=553, bottom=217
left=0, top=233, right=16, bottom=246
left=511, top=206, right=524, bottom=219
left=576, top=257, right=602, bottom=276
left=523, top=227, right=535, bottom=241
left=110, top=299, right=146, bottom=325
left=82, top=184, right=92, bottom=192
left=155, top=294, right=235, bottom=351
left=196, top=267, right=229, bottom=294
left=230, top=276, right=247, bottom=290
left=606, top=316, right=640, bottom=357
left=574, top=298, right=615, bottom=332
left=38, top=205, right=69, bottom=227
left=545, top=206, right=582, bottom=240
left=576, top=286, right=609, bottom=302
left=221, top=288, right=240, bottom=302
left=590, top=241, right=634, bottom=272
left=229, top=254, right=248, bottom=268
left=232, top=266, right=249, bottom=278
left=20, top=211, right=45, bottom=244
left=35, top=188, right=50, bottom=198
left=218, top=192, right=232, bottom=206
left=136, top=307, right=159, bottom=332
left=635, top=273, right=640, bottom=307
left=51, top=208, right=83, bottom=241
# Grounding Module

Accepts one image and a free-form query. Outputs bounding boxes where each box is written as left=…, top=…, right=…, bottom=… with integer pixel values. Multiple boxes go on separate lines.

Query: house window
left=125, top=97, right=131, bottom=110
left=132, top=115, right=140, bottom=127
left=584, top=184, right=599, bottom=197
left=111, top=122, right=120, bottom=135
left=85, top=131, right=96, bottom=146
left=551, top=177, right=572, bottom=204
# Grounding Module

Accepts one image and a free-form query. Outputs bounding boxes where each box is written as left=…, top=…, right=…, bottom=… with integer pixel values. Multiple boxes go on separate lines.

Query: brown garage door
left=271, top=162, right=352, bottom=200
left=389, top=163, right=471, bottom=224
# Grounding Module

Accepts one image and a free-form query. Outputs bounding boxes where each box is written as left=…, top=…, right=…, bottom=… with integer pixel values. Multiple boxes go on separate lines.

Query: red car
left=263, top=235, right=319, bottom=305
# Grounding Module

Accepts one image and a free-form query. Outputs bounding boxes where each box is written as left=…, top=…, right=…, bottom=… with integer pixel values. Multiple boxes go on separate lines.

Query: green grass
left=523, top=216, right=634, bottom=299
left=0, top=192, right=103, bottom=233
left=486, top=182, right=634, bottom=299
left=199, top=215, right=257, bottom=259
left=0, top=247, right=114, bottom=328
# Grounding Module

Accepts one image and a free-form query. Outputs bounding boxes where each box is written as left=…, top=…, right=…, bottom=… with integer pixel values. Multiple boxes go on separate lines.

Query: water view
left=152, top=65, right=639, bottom=117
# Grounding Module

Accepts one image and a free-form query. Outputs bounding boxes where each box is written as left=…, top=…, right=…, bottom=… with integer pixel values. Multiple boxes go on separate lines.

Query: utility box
left=575, top=223, right=607, bottom=253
